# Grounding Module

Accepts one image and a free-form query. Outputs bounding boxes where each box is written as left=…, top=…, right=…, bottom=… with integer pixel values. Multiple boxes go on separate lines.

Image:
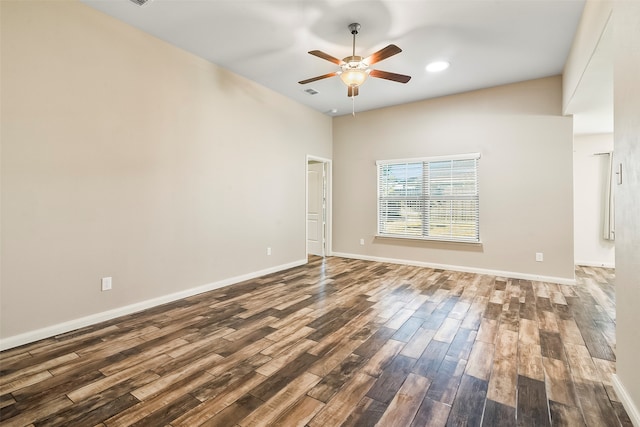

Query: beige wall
left=0, top=1, right=332, bottom=341
left=613, top=1, right=640, bottom=421
left=333, top=76, right=575, bottom=281
left=573, top=133, right=615, bottom=267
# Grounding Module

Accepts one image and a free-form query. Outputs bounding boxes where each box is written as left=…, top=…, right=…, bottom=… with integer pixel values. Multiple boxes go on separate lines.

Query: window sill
left=375, top=234, right=483, bottom=246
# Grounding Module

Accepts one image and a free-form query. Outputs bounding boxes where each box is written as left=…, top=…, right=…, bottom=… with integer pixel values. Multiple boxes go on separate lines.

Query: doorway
left=307, top=156, right=331, bottom=257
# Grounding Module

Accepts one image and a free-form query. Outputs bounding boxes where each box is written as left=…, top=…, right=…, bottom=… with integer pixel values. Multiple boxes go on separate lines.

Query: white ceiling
left=81, top=0, right=586, bottom=117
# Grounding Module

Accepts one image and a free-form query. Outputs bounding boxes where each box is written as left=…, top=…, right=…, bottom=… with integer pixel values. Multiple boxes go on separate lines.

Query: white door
left=307, top=162, right=325, bottom=256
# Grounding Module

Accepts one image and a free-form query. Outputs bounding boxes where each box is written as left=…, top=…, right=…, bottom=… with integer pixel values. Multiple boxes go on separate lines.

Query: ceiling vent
left=304, top=88, right=319, bottom=95
left=129, top=0, right=151, bottom=6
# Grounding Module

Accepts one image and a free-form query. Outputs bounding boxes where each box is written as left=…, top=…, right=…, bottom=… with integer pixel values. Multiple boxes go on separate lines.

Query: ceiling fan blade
left=298, top=72, right=338, bottom=85
left=308, top=50, right=343, bottom=65
left=370, top=69, right=412, bottom=83
left=365, top=44, right=402, bottom=65
left=347, top=86, right=359, bottom=97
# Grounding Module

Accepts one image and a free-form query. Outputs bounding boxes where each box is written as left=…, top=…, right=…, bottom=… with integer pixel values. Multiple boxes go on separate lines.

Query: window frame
left=376, top=153, right=481, bottom=244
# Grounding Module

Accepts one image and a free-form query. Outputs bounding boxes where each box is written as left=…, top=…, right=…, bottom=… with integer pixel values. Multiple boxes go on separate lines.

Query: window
left=377, top=153, right=480, bottom=243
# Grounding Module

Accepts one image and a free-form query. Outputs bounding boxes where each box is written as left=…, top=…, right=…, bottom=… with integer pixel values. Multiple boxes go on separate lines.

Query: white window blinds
left=377, top=153, right=480, bottom=243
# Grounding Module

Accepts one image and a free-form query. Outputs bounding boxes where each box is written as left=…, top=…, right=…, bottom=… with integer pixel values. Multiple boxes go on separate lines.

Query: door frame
left=306, top=155, right=332, bottom=258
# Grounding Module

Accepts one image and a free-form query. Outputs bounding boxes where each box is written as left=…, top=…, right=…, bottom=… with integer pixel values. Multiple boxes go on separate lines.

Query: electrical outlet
left=101, top=277, right=112, bottom=291
left=536, top=252, right=544, bottom=262
left=267, top=247, right=272, bottom=256
left=359, top=238, right=365, bottom=245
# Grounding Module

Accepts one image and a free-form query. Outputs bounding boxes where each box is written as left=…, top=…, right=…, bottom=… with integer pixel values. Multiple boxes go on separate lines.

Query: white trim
left=612, top=374, right=640, bottom=427
left=331, top=252, right=576, bottom=285
left=376, top=152, right=481, bottom=165
left=0, top=259, right=307, bottom=351
left=306, top=155, right=332, bottom=257
left=575, top=260, right=616, bottom=268
left=375, top=234, right=483, bottom=245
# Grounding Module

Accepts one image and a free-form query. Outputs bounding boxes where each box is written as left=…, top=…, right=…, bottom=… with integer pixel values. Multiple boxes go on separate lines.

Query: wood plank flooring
left=0, top=257, right=632, bottom=426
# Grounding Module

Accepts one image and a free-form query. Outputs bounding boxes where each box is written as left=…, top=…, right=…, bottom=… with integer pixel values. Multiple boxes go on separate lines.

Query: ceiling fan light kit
left=299, top=22, right=411, bottom=101
left=339, top=24, right=369, bottom=88
left=339, top=67, right=368, bottom=87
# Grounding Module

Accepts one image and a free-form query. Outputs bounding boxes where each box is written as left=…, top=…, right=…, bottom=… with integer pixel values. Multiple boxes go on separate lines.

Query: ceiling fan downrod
left=349, top=23, right=360, bottom=58
left=348, top=23, right=361, bottom=114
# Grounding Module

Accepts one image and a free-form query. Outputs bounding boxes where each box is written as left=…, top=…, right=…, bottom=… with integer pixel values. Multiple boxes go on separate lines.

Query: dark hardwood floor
left=0, top=256, right=632, bottom=426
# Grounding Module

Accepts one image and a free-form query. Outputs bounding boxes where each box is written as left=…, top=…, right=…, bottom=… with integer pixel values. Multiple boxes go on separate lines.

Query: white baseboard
left=613, top=374, right=640, bottom=426
left=0, top=259, right=307, bottom=352
left=332, top=252, right=576, bottom=285
left=575, top=260, right=616, bottom=268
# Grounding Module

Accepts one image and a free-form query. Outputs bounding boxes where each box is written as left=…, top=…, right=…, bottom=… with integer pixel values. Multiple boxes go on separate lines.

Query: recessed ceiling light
left=426, top=61, right=450, bottom=72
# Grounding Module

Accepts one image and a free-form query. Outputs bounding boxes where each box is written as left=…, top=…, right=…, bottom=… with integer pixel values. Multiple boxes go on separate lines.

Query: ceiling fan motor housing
left=343, top=56, right=366, bottom=67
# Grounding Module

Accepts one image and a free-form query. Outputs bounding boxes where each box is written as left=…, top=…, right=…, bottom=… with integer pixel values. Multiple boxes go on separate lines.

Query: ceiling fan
left=299, top=23, right=411, bottom=98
